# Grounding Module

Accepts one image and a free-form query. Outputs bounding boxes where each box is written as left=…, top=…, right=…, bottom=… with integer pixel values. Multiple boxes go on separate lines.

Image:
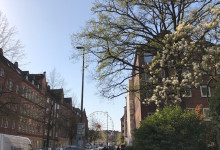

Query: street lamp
left=76, top=46, right=85, bottom=123
left=106, top=112, right=109, bottom=148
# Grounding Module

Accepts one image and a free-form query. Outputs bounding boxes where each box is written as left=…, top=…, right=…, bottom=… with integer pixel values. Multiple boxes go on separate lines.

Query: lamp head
left=76, top=46, right=85, bottom=49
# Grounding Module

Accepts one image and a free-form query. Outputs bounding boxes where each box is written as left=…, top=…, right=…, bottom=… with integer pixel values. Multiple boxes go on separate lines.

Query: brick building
left=0, top=49, right=46, bottom=148
left=121, top=51, right=212, bottom=145
left=0, top=48, right=88, bottom=149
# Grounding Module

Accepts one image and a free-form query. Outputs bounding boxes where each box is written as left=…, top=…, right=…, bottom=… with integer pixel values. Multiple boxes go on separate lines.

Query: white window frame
left=26, top=87, right=28, bottom=98
left=26, top=75, right=28, bottom=80
left=185, top=85, right=192, bottom=97
left=203, top=108, right=211, bottom=121
left=9, top=81, right=13, bottom=91
left=22, top=86, right=25, bottom=97
left=12, top=120, right=15, bottom=129
left=200, top=85, right=211, bottom=97
left=4, top=118, right=8, bottom=128
left=16, top=85, right=19, bottom=94
left=47, top=98, right=50, bottom=103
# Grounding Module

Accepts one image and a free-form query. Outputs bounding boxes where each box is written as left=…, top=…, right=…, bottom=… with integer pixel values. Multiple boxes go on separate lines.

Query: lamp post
left=106, top=112, right=108, bottom=148
left=76, top=46, right=85, bottom=123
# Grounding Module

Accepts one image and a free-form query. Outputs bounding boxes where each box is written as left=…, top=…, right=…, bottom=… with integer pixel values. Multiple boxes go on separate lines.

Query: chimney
left=0, top=48, right=3, bottom=55
left=14, top=62, right=18, bottom=67
left=43, top=71, right=46, bottom=76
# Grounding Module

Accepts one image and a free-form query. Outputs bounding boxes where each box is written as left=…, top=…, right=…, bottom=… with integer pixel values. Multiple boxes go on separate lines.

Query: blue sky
left=0, top=0, right=125, bottom=131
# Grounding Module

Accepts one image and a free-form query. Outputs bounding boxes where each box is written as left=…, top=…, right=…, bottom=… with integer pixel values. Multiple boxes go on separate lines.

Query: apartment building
left=0, top=49, right=46, bottom=148
left=122, top=51, right=213, bottom=145
left=0, top=48, right=88, bottom=149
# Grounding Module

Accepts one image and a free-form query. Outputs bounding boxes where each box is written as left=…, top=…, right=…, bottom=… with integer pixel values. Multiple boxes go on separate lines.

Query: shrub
left=134, top=106, right=209, bottom=150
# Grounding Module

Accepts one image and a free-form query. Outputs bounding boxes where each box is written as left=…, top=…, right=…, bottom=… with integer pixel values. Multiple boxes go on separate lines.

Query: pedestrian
left=102, top=146, right=107, bottom=150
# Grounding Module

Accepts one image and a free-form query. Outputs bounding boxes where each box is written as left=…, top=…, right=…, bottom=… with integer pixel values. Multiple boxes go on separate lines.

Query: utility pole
left=76, top=46, right=85, bottom=123
left=107, top=112, right=108, bottom=148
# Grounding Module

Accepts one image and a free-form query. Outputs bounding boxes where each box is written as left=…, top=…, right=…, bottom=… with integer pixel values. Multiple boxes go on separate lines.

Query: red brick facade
left=0, top=48, right=88, bottom=149
left=122, top=52, right=212, bottom=145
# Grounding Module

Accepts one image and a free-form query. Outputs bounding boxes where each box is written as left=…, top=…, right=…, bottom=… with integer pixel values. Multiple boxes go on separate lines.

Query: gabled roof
left=0, top=49, right=45, bottom=86
left=64, top=98, right=72, bottom=107
left=49, top=89, right=64, bottom=103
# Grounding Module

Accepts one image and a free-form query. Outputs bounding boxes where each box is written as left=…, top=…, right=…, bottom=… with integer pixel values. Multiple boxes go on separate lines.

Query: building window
left=185, top=85, right=192, bottom=97
left=14, top=104, right=17, bottom=111
left=47, top=98, right=50, bottom=103
left=26, top=88, right=28, bottom=98
left=4, top=118, right=8, bottom=128
left=9, top=81, right=13, bottom=91
left=200, top=85, right=211, bottom=97
left=147, top=112, right=154, bottom=116
left=16, top=85, right=19, bottom=94
left=29, top=89, right=32, bottom=100
left=12, top=120, right=15, bottom=129
left=6, top=103, right=10, bottom=109
left=57, top=104, right=60, bottom=109
left=0, top=68, right=4, bottom=77
left=203, top=108, right=211, bottom=121
left=32, top=92, right=34, bottom=100
left=1, top=118, right=3, bottom=127
left=144, top=53, right=152, bottom=63
left=22, top=86, right=25, bottom=97
left=46, top=108, right=49, bottom=114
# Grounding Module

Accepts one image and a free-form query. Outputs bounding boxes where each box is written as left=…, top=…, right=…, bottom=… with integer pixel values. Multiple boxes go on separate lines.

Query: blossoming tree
left=71, top=0, right=219, bottom=102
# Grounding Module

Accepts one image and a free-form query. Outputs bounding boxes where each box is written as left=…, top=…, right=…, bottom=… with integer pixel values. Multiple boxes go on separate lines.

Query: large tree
left=71, top=0, right=219, bottom=101
left=0, top=11, right=25, bottom=63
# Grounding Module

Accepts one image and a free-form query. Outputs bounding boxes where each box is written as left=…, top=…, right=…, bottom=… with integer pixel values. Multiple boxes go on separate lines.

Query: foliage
left=144, top=5, right=220, bottom=107
left=210, top=81, right=220, bottom=148
left=88, top=129, right=101, bottom=144
left=0, top=11, right=25, bottom=63
left=133, top=106, right=209, bottom=150
left=71, top=0, right=219, bottom=101
left=116, top=132, right=122, bottom=144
